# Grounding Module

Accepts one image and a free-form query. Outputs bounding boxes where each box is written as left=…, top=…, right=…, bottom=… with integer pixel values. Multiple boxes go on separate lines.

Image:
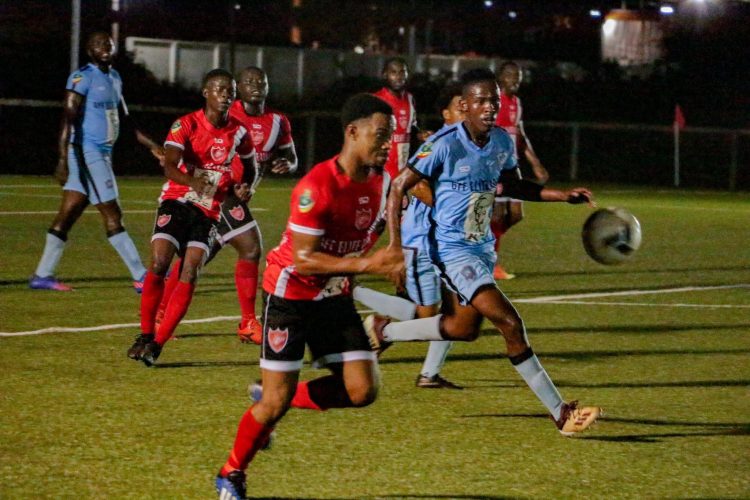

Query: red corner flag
left=674, top=104, right=686, bottom=130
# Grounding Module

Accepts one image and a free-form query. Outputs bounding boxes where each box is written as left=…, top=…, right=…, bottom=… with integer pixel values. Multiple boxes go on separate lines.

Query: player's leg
left=30, top=190, right=89, bottom=291
left=154, top=257, right=182, bottom=332
left=490, top=199, right=518, bottom=280
left=228, top=225, right=263, bottom=343
left=471, top=285, right=601, bottom=434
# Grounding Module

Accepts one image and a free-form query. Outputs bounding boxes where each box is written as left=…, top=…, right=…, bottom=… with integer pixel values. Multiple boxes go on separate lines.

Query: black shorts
left=217, top=195, right=257, bottom=245
left=259, top=292, right=375, bottom=372
left=152, top=200, right=218, bottom=255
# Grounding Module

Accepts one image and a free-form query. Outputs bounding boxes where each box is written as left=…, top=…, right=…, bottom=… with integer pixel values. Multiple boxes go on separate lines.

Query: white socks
left=382, top=314, right=444, bottom=341
left=420, top=341, right=453, bottom=377
left=512, top=352, right=564, bottom=420
left=352, top=286, right=416, bottom=321
left=108, top=231, right=146, bottom=280
left=35, top=232, right=66, bottom=277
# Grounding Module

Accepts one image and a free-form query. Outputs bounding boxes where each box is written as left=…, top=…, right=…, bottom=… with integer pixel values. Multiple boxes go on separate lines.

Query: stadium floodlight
left=602, top=18, right=616, bottom=37
left=508, top=10, right=517, bottom=19
left=660, top=5, right=675, bottom=14
left=484, top=0, right=494, bottom=8
left=354, top=45, right=364, bottom=54
left=590, top=9, right=602, bottom=18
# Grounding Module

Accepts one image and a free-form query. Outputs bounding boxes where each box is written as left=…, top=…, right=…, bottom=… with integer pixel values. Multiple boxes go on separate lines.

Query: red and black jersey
left=229, top=101, right=293, bottom=164
left=263, top=157, right=389, bottom=301
left=373, top=87, right=417, bottom=180
left=161, top=109, right=254, bottom=220
left=495, top=92, right=526, bottom=159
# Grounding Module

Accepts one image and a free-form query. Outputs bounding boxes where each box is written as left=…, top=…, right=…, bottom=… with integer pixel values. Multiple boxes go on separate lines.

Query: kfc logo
left=156, top=214, right=171, bottom=228
left=354, top=207, right=372, bottom=230
left=268, top=327, right=289, bottom=353
left=210, top=144, right=227, bottom=163
left=229, top=205, right=245, bottom=220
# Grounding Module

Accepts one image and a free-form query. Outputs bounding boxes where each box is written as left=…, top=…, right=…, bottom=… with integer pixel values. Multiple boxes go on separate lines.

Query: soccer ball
left=581, top=207, right=642, bottom=265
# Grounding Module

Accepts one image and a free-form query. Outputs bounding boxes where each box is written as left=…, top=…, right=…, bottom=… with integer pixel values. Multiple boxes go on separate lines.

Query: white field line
left=1, top=286, right=747, bottom=337
left=528, top=300, right=750, bottom=309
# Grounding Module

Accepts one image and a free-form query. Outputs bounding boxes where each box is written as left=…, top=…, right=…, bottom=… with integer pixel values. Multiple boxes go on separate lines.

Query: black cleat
left=415, top=374, right=464, bottom=389
left=127, top=333, right=154, bottom=360
left=140, top=341, right=162, bottom=367
left=215, top=469, right=247, bottom=499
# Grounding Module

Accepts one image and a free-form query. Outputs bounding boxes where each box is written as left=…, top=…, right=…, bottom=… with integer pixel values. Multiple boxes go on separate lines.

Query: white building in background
left=601, top=9, right=665, bottom=66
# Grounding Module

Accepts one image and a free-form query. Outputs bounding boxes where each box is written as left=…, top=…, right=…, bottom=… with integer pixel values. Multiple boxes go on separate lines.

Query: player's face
left=238, top=69, right=268, bottom=104
left=356, top=112, right=394, bottom=167
left=499, top=66, right=521, bottom=95
left=442, top=95, right=465, bottom=126
left=87, top=34, right=115, bottom=65
left=203, top=76, right=236, bottom=113
left=383, top=62, right=408, bottom=92
left=461, top=81, right=499, bottom=134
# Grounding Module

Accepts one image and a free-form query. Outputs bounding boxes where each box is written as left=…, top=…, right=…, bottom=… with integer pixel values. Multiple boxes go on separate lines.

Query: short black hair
left=435, top=82, right=463, bottom=114
left=341, top=93, right=393, bottom=129
left=239, top=66, right=265, bottom=77
left=202, top=68, right=234, bottom=88
left=498, top=61, right=519, bottom=74
left=459, top=68, right=497, bottom=95
left=382, top=57, right=408, bottom=73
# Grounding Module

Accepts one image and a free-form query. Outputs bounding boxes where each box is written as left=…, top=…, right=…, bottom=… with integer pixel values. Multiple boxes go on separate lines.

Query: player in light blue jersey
left=30, top=32, right=161, bottom=292
left=366, top=69, right=603, bottom=436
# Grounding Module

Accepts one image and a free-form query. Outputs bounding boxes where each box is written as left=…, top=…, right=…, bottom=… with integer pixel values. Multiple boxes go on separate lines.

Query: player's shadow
left=460, top=413, right=750, bottom=443
left=511, top=265, right=750, bottom=279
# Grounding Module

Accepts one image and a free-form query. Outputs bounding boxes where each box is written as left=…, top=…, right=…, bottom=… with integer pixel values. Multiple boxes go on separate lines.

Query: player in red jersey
left=491, top=61, right=550, bottom=280
left=156, top=66, right=297, bottom=345
left=214, top=94, right=403, bottom=500
left=373, top=57, right=420, bottom=181
left=126, top=69, right=256, bottom=367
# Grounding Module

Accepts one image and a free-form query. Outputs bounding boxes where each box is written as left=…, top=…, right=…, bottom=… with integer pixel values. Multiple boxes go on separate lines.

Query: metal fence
left=1, top=99, right=748, bottom=191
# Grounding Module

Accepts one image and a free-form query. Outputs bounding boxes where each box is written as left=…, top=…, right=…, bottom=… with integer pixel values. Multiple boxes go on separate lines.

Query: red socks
left=156, top=258, right=182, bottom=318
left=139, top=271, right=165, bottom=334
left=291, top=380, right=324, bottom=411
left=220, top=407, right=275, bottom=475
left=155, top=280, right=195, bottom=345
left=490, top=220, right=507, bottom=252
left=235, top=259, right=259, bottom=327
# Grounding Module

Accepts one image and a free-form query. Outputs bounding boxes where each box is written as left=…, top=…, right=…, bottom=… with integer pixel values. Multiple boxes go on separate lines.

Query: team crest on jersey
left=298, top=189, right=314, bottom=213
left=250, top=129, right=264, bottom=146
left=156, top=214, right=171, bottom=227
left=416, top=143, right=433, bottom=159
left=398, top=115, right=409, bottom=129
left=229, top=205, right=245, bottom=220
left=267, top=327, right=289, bottom=353
left=170, top=120, right=181, bottom=133
left=354, top=207, right=372, bottom=230
left=210, top=144, right=228, bottom=163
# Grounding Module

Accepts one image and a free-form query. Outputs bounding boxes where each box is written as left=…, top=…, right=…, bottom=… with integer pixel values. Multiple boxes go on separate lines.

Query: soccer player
left=367, top=69, right=602, bottom=436
left=491, top=61, right=550, bottom=280
left=215, top=94, right=403, bottom=500
left=126, top=69, right=255, bottom=366
left=353, top=82, right=466, bottom=389
left=373, top=57, right=418, bottom=181
left=29, top=32, right=161, bottom=292
left=156, top=66, right=298, bottom=344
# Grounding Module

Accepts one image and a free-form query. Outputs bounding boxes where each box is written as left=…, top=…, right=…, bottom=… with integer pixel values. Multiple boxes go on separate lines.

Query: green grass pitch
left=1, top=175, right=749, bottom=499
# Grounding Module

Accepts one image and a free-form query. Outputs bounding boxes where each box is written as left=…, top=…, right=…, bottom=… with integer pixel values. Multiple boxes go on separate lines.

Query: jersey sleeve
left=164, top=116, right=190, bottom=150
left=287, top=177, right=329, bottom=236
left=66, top=69, right=90, bottom=96
left=236, top=129, right=255, bottom=159
left=277, top=114, right=294, bottom=148
left=408, top=139, right=447, bottom=180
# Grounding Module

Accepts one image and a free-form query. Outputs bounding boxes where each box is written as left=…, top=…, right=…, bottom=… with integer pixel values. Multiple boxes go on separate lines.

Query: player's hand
left=566, top=188, right=595, bottom=207
left=234, top=182, right=254, bottom=202
left=190, top=172, right=212, bottom=196
left=150, top=146, right=166, bottom=166
left=417, top=130, right=434, bottom=142
left=270, top=157, right=292, bottom=174
left=369, top=246, right=405, bottom=287
left=54, top=157, right=69, bottom=186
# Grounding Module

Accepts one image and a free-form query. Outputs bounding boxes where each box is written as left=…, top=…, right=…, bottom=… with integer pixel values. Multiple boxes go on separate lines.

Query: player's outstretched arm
left=54, top=91, right=83, bottom=185
left=135, top=130, right=165, bottom=166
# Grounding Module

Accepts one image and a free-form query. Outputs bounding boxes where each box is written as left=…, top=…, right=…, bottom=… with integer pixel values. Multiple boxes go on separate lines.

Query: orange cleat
left=493, top=264, right=516, bottom=280
left=238, top=317, right=263, bottom=344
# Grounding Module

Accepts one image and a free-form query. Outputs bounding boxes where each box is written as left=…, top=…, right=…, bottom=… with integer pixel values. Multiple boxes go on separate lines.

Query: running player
left=156, top=66, right=298, bottom=344
left=126, top=69, right=255, bottom=366
left=215, top=94, right=403, bottom=500
left=373, top=57, right=418, bottom=181
left=29, top=32, right=161, bottom=292
left=366, top=69, right=602, bottom=436
left=491, top=61, right=549, bottom=280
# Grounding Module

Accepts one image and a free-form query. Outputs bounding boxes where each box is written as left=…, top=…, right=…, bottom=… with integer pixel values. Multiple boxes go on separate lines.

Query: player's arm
left=269, top=143, right=298, bottom=175
left=386, top=167, right=423, bottom=249
left=162, top=145, right=211, bottom=195
left=518, top=120, right=549, bottom=184
left=234, top=152, right=258, bottom=202
left=409, top=179, right=433, bottom=207
left=498, top=168, right=594, bottom=205
left=54, top=91, right=83, bottom=185
left=119, top=97, right=165, bottom=165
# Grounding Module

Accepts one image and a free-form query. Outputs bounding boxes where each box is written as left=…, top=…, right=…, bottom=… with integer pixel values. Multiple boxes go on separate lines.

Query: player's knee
left=441, top=319, right=480, bottom=341
left=150, top=258, right=171, bottom=276
left=237, top=247, right=261, bottom=262
left=179, top=266, right=200, bottom=284
left=347, top=382, right=378, bottom=407
left=495, top=314, right=526, bottom=344
left=256, top=394, right=292, bottom=423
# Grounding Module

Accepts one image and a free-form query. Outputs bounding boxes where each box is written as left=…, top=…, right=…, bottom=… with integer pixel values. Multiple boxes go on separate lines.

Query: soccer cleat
left=29, top=274, right=73, bottom=291
left=127, top=333, right=154, bottom=360
left=554, top=400, right=602, bottom=436
left=237, top=318, right=263, bottom=345
left=140, top=340, right=162, bottom=367
left=415, top=374, right=464, bottom=390
left=215, top=470, right=247, bottom=500
left=492, top=265, right=515, bottom=280
left=363, top=314, right=393, bottom=356
left=133, top=272, right=146, bottom=294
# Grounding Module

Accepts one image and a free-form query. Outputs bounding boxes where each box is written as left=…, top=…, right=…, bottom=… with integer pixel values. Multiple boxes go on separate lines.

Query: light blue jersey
left=408, top=123, right=517, bottom=304
left=66, top=63, right=122, bottom=151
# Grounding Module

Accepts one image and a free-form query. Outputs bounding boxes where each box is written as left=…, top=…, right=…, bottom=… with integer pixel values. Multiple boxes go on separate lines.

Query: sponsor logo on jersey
left=210, top=144, right=228, bottom=163
left=170, top=120, right=181, bottom=133
left=229, top=205, right=245, bottom=220
left=416, top=142, right=433, bottom=159
left=156, top=214, right=171, bottom=227
left=268, top=327, right=289, bottom=353
left=459, top=165, right=471, bottom=173
left=298, top=189, right=314, bottom=213
left=354, top=207, right=372, bottom=230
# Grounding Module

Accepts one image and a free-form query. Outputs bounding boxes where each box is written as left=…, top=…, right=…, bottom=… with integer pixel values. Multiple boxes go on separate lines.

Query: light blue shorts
left=435, top=241, right=497, bottom=306
left=64, top=143, right=118, bottom=204
left=403, top=245, right=441, bottom=307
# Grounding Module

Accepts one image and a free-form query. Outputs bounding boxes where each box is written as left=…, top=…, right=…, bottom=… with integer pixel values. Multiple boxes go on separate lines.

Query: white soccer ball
left=581, top=207, right=642, bottom=265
